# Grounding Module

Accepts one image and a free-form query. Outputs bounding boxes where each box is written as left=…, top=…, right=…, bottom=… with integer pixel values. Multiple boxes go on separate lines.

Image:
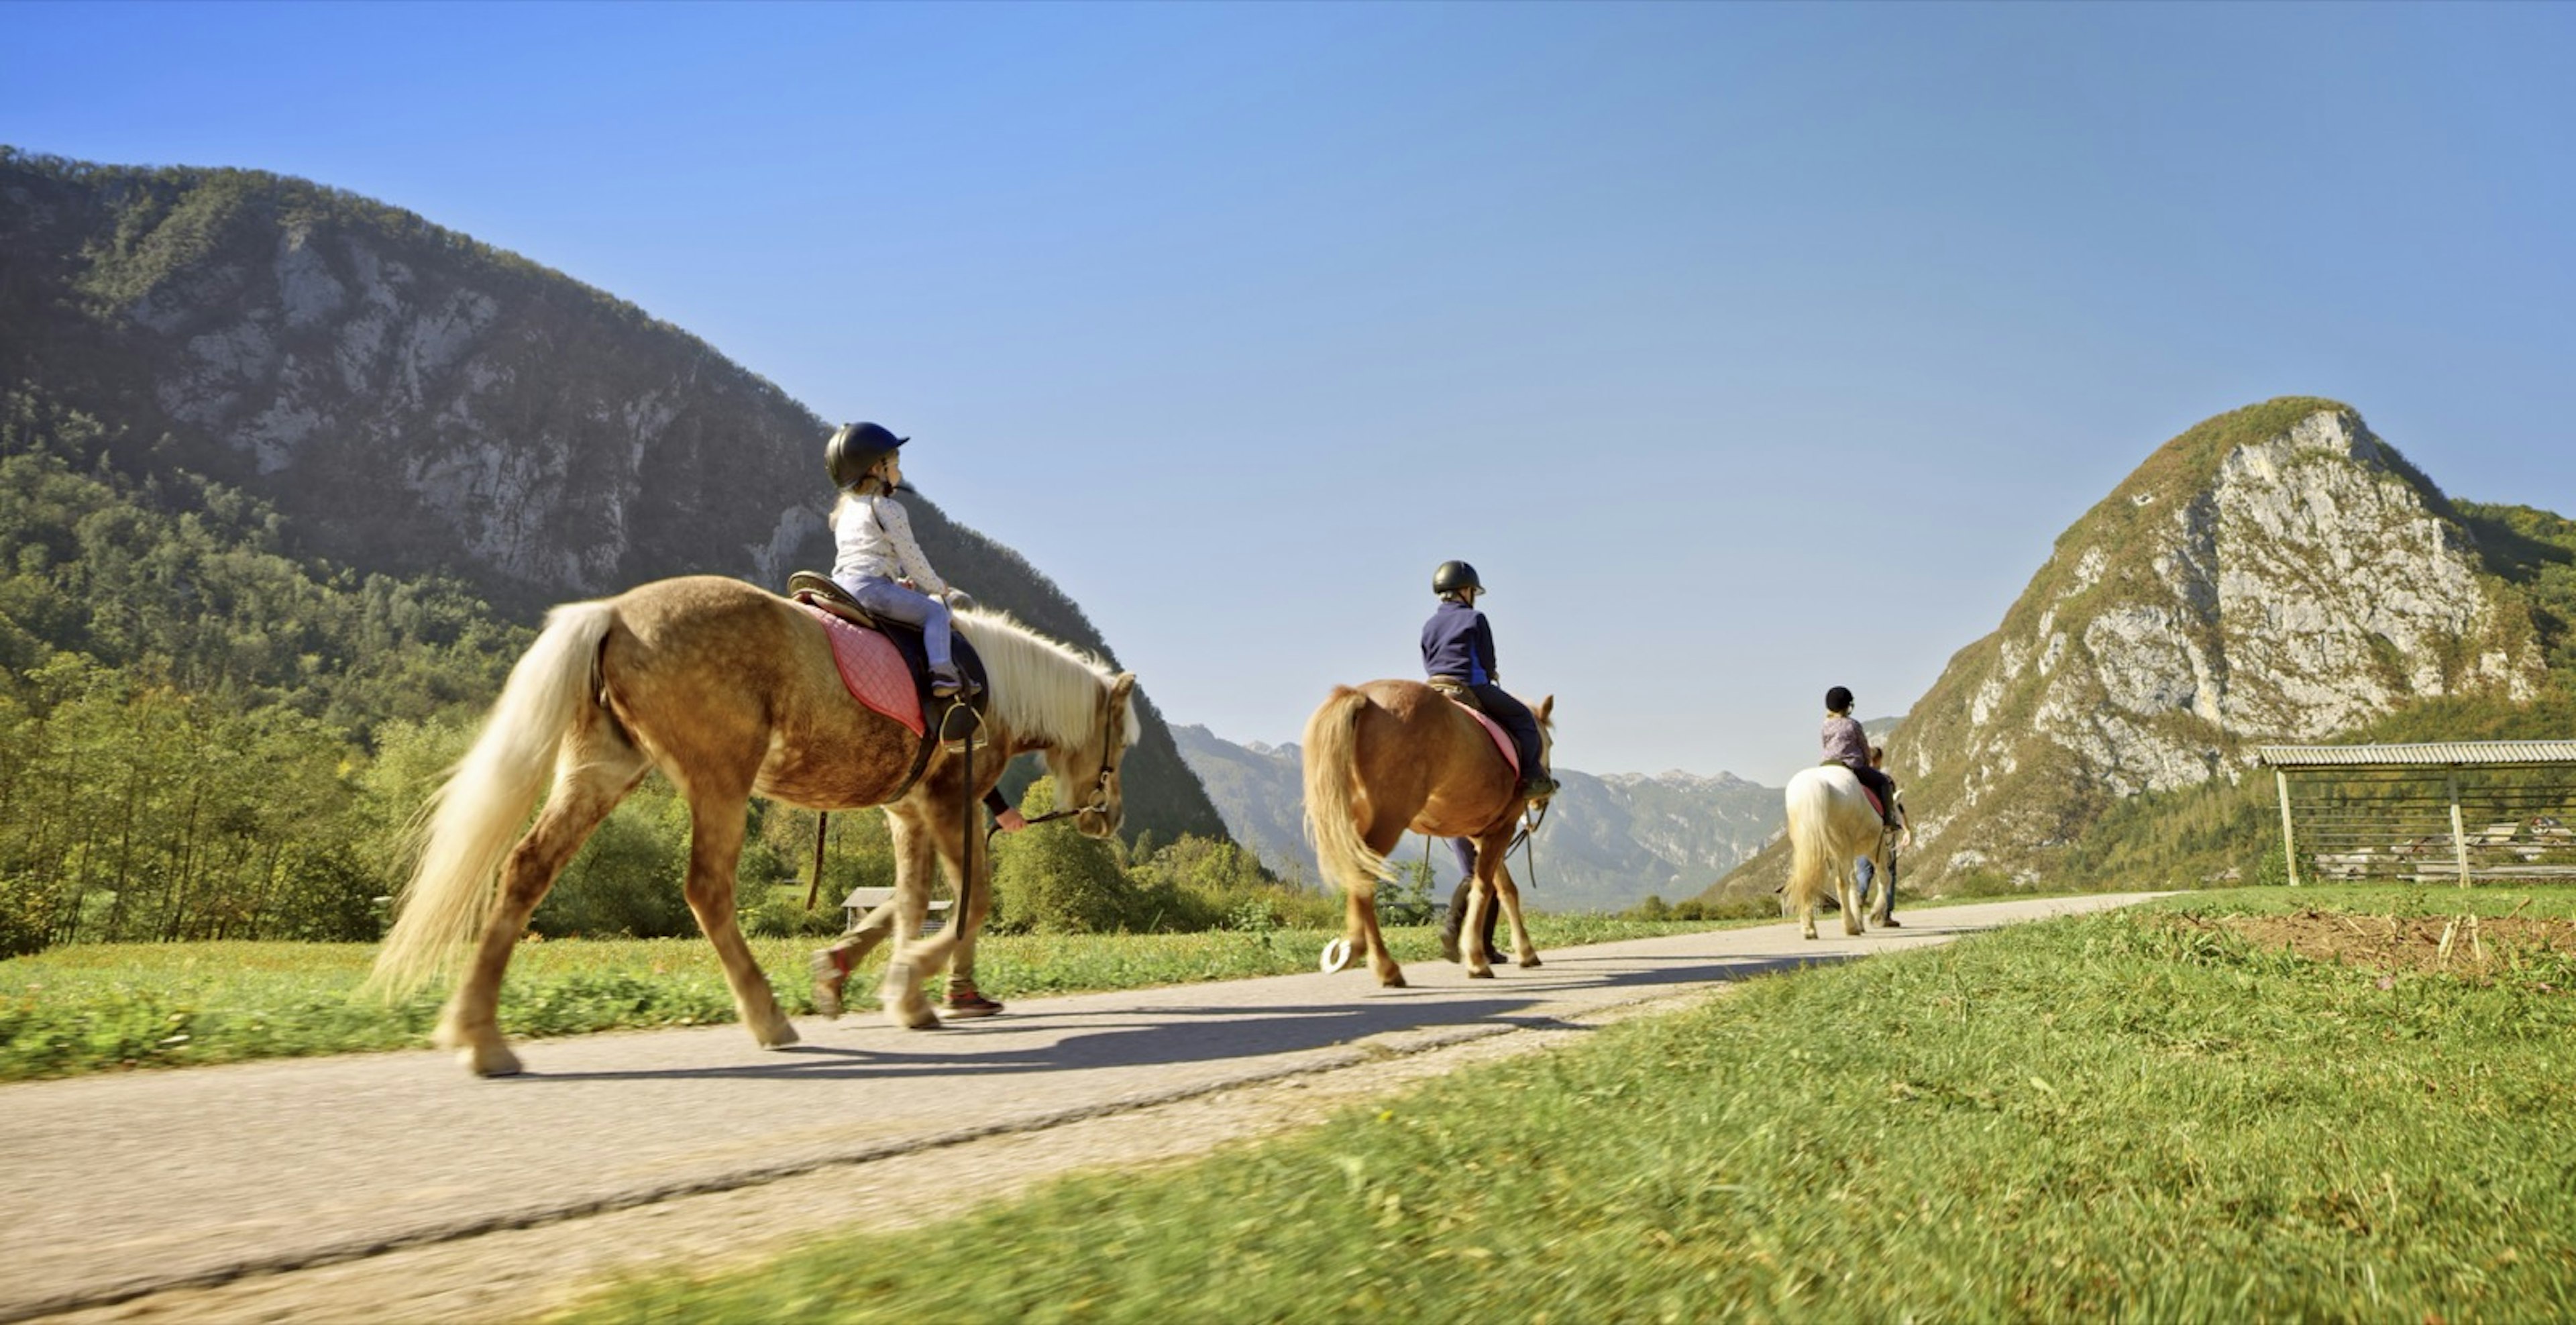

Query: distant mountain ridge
left=1171, top=723, right=1782, bottom=913
left=1711, top=398, right=2561, bottom=900
left=0, top=149, right=1226, bottom=842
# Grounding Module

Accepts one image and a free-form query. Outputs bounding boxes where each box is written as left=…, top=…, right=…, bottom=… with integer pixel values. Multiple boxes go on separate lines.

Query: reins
left=984, top=690, right=1126, bottom=852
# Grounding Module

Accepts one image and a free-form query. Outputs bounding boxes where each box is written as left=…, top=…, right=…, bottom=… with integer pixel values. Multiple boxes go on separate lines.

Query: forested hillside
left=0, top=151, right=1234, bottom=954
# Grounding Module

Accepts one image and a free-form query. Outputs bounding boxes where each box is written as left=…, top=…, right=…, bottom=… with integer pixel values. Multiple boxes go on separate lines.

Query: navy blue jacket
left=1421, top=600, right=1497, bottom=686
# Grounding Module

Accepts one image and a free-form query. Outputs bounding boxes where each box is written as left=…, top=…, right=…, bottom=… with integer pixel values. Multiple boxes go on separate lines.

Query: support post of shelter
left=2274, top=770, right=2300, bottom=888
left=2448, top=771, right=2471, bottom=889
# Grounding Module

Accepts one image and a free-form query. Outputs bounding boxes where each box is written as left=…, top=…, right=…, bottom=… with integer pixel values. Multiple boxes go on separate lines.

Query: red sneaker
left=942, top=982, right=1004, bottom=1018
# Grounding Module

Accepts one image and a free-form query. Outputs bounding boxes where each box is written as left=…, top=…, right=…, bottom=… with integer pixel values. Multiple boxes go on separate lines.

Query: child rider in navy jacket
left=1422, top=560, right=1554, bottom=802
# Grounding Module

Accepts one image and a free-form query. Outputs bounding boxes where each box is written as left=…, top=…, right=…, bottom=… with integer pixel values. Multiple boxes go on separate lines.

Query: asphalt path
left=0, top=892, right=2165, bottom=1322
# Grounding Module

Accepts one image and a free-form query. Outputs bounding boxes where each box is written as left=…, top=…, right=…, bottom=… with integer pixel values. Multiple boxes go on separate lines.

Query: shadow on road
left=513, top=950, right=1858, bottom=1085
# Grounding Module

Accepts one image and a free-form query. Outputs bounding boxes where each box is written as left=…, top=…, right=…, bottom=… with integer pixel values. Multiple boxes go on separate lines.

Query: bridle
left=996, top=680, right=1128, bottom=839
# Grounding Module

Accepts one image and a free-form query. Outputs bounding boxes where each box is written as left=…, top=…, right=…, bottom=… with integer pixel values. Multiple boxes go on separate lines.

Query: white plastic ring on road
left=1320, top=937, right=1352, bottom=973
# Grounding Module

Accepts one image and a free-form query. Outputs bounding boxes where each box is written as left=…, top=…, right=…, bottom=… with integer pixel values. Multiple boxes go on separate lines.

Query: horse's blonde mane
left=952, top=608, right=1138, bottom=748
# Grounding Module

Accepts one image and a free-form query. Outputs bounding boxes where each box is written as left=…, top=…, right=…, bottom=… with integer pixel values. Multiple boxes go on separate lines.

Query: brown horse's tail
left=369, top=600, right=620, bottom=998
left=1301, top=686, right=1390, bottom=896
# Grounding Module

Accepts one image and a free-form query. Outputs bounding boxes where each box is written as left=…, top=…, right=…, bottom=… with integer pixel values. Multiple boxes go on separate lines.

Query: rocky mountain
left=0, top=150, right=1226, bottom=843
left=1171, top=723, right=1783, bottom=912
left=1710, top=398, right=2555, bottom=899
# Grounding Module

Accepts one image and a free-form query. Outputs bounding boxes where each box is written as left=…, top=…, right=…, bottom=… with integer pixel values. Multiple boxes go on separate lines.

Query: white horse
left=1783, top=765, right=1906, bottom=941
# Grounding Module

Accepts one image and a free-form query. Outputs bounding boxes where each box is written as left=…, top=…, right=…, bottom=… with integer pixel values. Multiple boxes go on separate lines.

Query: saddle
left=788, top=571, right=989, bottom=748
left=1428, top=679, right=1518, bottom=780
left=1426, top=675, right=1480, bottom=712
left=1819, top=759, right=1888, bottom=823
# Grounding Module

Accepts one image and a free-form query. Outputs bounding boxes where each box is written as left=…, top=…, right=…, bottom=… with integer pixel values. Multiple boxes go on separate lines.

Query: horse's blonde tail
left=1783, top=773, right=1837, bottom=914
left=1301, top=687, right=1390, bottom=895
left=368, top=600, right=619, bottom=998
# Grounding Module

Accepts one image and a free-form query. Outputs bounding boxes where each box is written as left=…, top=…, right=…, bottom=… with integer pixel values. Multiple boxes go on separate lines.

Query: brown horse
left=1301, top=680, right=1552, bottom=986
left=369, top=575, right=1138, bottom=1076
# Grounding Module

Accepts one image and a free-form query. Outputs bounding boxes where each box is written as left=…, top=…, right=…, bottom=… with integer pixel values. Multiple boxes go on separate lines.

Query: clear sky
left=7, top=2, right=2572, bottom=784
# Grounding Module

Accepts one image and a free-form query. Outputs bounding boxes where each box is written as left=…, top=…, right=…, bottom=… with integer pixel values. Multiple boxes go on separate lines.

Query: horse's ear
left=1111, top=672, right=1137, bottom=703
left=1536, top=694, right=1554, bottom=723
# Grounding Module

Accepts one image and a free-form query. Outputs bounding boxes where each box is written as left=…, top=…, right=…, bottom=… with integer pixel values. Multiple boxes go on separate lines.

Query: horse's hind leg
left=439, top=734, right=646, bottom=1076
left=679, top=784, right=798, bottom=1049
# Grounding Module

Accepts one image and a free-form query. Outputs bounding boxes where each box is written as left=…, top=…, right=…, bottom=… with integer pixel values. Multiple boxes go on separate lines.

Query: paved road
left=0, top=893, right=2163, bottom=1322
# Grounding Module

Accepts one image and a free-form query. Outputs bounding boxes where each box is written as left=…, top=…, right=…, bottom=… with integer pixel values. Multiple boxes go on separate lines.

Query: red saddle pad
left=794, top=601, right=924, bottom=738
left=1448, top=698, right=1519, bottom=780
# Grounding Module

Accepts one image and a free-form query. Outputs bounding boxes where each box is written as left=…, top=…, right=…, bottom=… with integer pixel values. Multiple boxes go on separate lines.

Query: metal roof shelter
left=2256, top=742, right=2576, bottom=887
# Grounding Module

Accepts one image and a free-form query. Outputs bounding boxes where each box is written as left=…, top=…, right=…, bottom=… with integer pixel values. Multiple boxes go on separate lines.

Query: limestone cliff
left=1714, top=398, right=2549, bottom=897
left=0, top=150, right=1226, bottom=842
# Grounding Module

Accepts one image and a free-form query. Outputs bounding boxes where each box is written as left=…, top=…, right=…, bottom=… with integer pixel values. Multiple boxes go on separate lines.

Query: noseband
left=1006, top=682, right=1127, bottom=834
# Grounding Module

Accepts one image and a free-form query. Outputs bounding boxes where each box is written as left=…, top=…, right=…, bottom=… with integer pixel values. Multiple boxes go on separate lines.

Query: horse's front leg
left=877, top=810, right=943, bottom=1029
left=811, top=892, right=901, bottom=1020
left=1462, top=827, right=1515, bottom=979
left=935, top=800, right=1002, bottom=1017
left=1837, top=851, right=1866, bottom=937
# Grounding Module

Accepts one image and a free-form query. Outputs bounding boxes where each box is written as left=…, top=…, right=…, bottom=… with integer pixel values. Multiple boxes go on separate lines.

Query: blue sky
left=7, top=2, right=2572, bottom=783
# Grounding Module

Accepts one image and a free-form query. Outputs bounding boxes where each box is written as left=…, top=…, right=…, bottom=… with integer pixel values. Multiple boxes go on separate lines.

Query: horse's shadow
left=509, top=950, right=1857, bottom=1085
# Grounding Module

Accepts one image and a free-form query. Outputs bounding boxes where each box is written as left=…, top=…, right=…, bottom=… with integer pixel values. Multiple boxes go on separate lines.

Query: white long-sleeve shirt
left=830, top=494, right=949, bottom=596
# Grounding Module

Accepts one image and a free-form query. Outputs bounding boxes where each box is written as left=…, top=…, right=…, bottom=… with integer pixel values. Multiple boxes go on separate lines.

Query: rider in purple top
left=1822, top=685, right=1898, bottom=825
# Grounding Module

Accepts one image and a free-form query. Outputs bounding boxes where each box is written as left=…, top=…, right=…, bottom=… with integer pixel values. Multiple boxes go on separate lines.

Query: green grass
left=559, top=886, right=2576, bottom=1324
left=0, top=915, right=1729, bottom=1081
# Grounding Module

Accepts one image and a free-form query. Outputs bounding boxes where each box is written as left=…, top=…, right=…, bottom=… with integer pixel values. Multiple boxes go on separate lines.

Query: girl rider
left=825, top=422, right=973, bottom=698
left=1821, top=686, right=1898, bottom=826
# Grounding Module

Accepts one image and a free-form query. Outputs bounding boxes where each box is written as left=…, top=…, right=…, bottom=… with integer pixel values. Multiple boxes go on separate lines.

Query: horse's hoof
left=755, top=1019, right=801, bottom=1049
left=809, top=951, right=847, bottom=1019
left=1518, top=955, right=1543, bottom=969
left=1377, top=971, right=1409, bottom=989
left=460, top=1043, right=522, bottom=1077
left=887, top=1004, right=943, bottom=1030
left=1321, top=938, right=1354, bottom=973
left=1467, top=967, right=1496, bottom=980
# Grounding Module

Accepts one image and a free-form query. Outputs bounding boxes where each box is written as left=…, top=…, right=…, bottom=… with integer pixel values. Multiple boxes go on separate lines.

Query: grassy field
left=557, top=885, right=2576, bottom=1324
left=0, top=914, right=1728, bottom=1081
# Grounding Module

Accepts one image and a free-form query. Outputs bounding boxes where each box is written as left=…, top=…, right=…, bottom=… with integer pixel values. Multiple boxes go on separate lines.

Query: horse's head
left=1043, top=670, right=1139, bottom=839
left=1534, top=694, right=1555, bottom=772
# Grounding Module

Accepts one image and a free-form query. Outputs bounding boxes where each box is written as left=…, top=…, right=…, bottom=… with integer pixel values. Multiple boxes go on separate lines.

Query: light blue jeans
left=837, top=575, right=957, bottom=676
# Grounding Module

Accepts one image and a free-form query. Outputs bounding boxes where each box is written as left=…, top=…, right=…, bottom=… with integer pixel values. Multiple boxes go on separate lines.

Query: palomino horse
left=1302, top=680, right=1552, bottom=985
left=1782, top=765, right=1906, bottom=941
left=369, top=575, right=1137, bottom=1075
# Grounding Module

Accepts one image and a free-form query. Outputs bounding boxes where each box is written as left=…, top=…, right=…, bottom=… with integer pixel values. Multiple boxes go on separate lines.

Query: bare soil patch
left=2197, top=908, right=2576, bottom=985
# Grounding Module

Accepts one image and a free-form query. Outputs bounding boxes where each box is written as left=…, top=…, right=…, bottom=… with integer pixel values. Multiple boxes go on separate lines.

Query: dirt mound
left=2198, top=908, right=2576, bottom=984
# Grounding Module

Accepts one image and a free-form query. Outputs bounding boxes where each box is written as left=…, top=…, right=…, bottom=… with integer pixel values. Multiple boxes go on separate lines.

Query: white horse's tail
left=1782, top=770, right=1840, bottom=914
left=369, top=601, right=619, bottom=997
left=1302, top=687, right=1391, bottom=897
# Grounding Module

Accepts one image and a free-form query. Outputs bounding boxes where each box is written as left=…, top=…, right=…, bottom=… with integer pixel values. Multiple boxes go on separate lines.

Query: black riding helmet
left=1432, top=560, right=1482, bottom=596
left=1825, top=685, right=1855, bottom=713
left=825, top=422, right=909, bottom=491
